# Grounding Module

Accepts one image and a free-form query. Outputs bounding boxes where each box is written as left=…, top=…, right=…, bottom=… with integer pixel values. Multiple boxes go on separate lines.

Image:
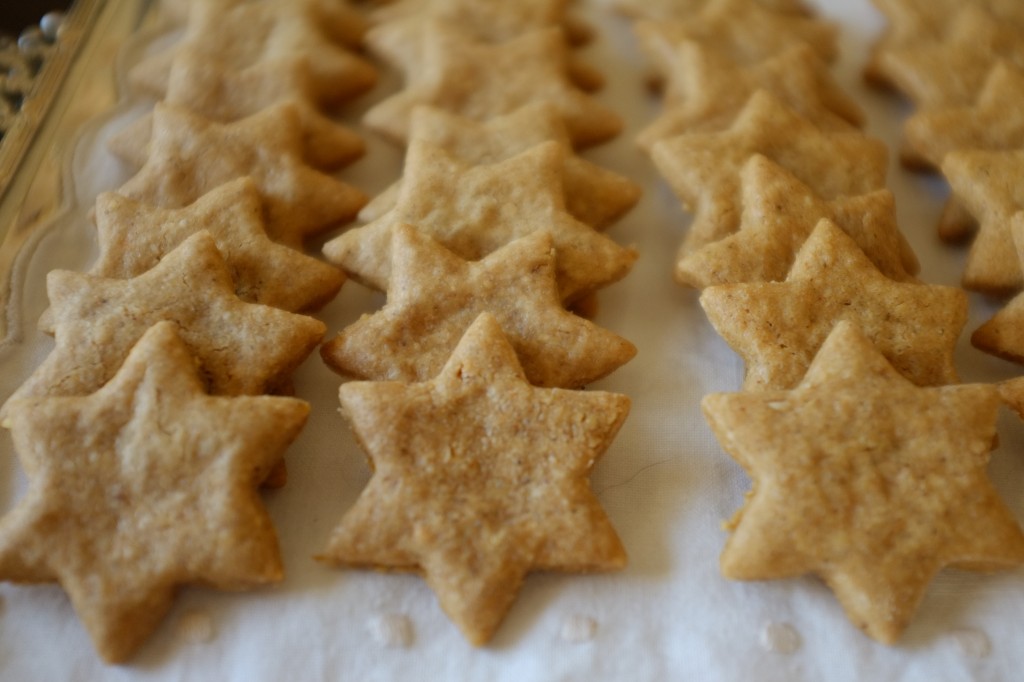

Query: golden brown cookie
left=366, top=16, right=603, bottom=93
left=358, top=103, right=641, bottom=230
left=321, top=225, right=636, bottom=388
left=903, top=62, right=1024, bottom=170
left=116, top=102, right=368, bottom=249
left=675, top=155, right=917, bottom=288
left=108, top=52, right=365, bottom=172
left=637, top=42, right=862, bottom=152
left=90, top=179, right=344, bottom=312
left=319, top=312, right=629, bottom=645
left=651, top=90, right=888, bottom=254
left=702, top=320, right=1024, bottom=645
left=875, top=4, right=1024, bottom=110
left=634, top=0, right=837, bottom=79
left=942, top=148, right=1024, bottom=296
left=700, top=219, right=965, bottom=391
left=971, top=213, right=1024, bottom=362
left=3, top=232, right=325, bottom=415
left=129, top=0, right=374, bottom=106
left=362, top=24, right=622, bottom=147
left=0, top=321, right=309, bottom=662
left=323, top=140, right=636, bottom=303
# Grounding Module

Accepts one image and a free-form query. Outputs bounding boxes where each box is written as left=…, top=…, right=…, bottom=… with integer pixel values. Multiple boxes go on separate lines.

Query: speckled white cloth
left=2, top=2, right=1024, bottom=680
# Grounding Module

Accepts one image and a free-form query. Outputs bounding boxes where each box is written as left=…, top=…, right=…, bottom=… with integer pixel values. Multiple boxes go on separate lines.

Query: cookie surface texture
left=651, top=90, right=888, bottom=253
left=321, top=225, right=635, bottom=388
left=676, top=155, right=916, bottom=288
left=4, top=232, right=326, bottom=412
left=699, top=219, right=965, bottom=391
left=323, top=139, right=636, bottom=302
left=117, top=102, right=368, bottom=249
left=362, top=24, right=622, bottom=147
left=943, top=148, right=1024, bottom=296
left=0, top=322, right=310, bottom=662
left=91, top=179, right=344, bottom=313
left=701, top=321, right=1024, bottom=645
left=319, top=313, right=629, bottom=645
left=358, top=104, right=640, bottom=229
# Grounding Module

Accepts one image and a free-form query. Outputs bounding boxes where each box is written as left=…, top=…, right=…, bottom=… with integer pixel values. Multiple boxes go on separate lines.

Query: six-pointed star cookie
left=700, top=219, right=966, bottom=391
left=365, top=14, right=604, bottom=94
left=109, top=52, right=365, bottom=173
left=4, top=232, right=326, bottom=414
left=651, top=90, right=888, bottom=253
left=702, top=321, right=1024, bottom=644
left=358, top=104, right=641, bottom=229
left=321, top=225, right=636, bottom=387
left=363, top=24, right=622, bottom=147
left=675, top=155, right=917, bottom=288
left=634, top=0, right=837, bottom=79
left=128, top=0, right=374, bottom=106
left=866, top=0, right=1024, bottom=89
left=323, top=140, right=636, bottom=302
left=637, top=43, right=861, bottom=153
left=0, top=321, right=310, bottom=662
left=943, top=148, right=1024, bottom=296
left=319, top=312, right=629, bottom=645
left=903, top=61, right=1024, bottom=169
left=876, top=5, right=1024, bottom=110
left=90, top=178, right=344, bottom=313
left=117, top=102, right=368, bottom=249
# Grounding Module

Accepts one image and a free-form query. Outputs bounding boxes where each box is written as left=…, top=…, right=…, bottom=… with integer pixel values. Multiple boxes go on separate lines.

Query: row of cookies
left=864, top=1, right=1024, bottom=290
left=866, top=1, right=1024, bottom=367
left=623, top=0, right=1024, bottom=645
left=312, top=1, right=641, bottom=646
left=0, top=0, right=379, bottom=663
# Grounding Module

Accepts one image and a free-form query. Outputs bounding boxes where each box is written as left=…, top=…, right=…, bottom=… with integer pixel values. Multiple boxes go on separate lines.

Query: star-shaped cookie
left=876, top=4, right=1024, bottom=109
left=903, top=61, right=1024, bottom=170
left=357, top=104, right=641, bottom=229
left=867, top=0, right=1024, bottom=89
left=321, top=225, right=636, bottom=388
left=700, top=219, right=966, bottom=391
left=633, top=0, right=837, bottom=79
left=91, top=178, right=344, bottom=312
left=323, top=140, right=636, bottom=303
left=362, top=24, right=622, bottom=147
left=3, top=232, right=326, bottom=414
left=637, top=42, right=863, bottom=152
left=0, top=321, right=310, bottom=662
left=116, top=102, right=368, bottom=249
left=128, top=0, right=375, bottom=107
left=109, top=52, right=365, bottom=173
left=319, top=312, right=629, bottom=645
left=366, top=15, right=604, bottom=94
left=971, top=213, right=1024, bottom=362
left=651, top=90, right=888, bottom=253
left=942, top=148, right=1024, bottom=295
left=675, top=155, right=917, bottom=288
left=702, top=320, right=1024, bottom=644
